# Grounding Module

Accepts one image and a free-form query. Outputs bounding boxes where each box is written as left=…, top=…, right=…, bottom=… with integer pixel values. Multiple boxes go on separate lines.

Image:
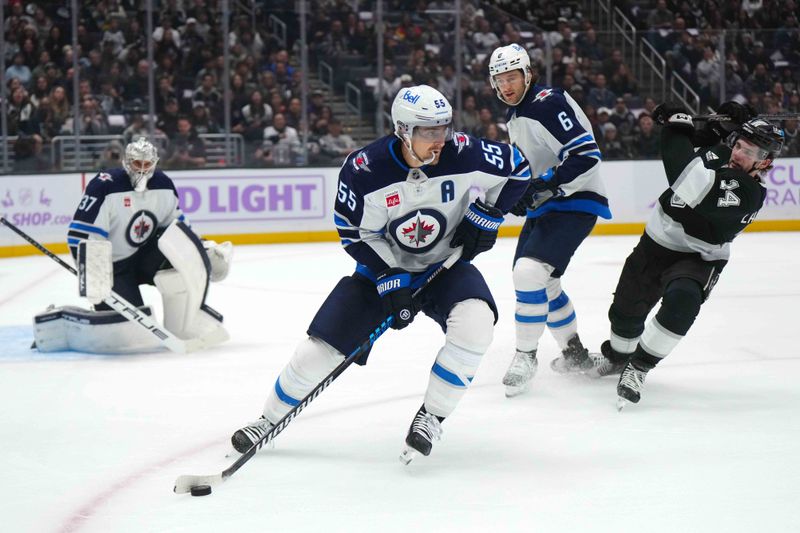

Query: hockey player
left=488, top=43, right=611, bottom=397
left=231, top=85, right=531, bottom=463
left=33, top=137, right=231, bottom=353
left=589, top=102, right=784, bottom=409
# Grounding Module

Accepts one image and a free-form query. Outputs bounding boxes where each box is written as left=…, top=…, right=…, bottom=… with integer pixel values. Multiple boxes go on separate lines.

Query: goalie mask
left=123, top=137, right=159, bottom=191
left=488, top=44, right=534, bottom=105
left=391, top=84, right=453, bottom=165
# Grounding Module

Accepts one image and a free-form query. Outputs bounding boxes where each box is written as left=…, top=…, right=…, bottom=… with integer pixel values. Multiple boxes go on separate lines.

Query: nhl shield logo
left=352, top=151, right=371, bottom=172
left=388, top=209, right=447, bottom=253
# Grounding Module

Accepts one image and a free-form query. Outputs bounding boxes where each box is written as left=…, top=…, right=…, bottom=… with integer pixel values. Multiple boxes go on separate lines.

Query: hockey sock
left=545, top=279, right=578, bottom=350
left=424, top=299, right=493, bottom=418
left=608, top=305, right=645, bottom=355
left=513, top=258, right=552, bottom=353
left=263, top=336, right=345, bottom=423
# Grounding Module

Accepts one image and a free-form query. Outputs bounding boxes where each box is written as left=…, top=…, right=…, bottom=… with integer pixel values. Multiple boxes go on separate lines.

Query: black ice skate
left=550, top=335, right=595, bottom=374
left=231, top=416, right=275, bottom=454
left=586, top=340, right=629, bottom=378
left=616, top=362, right=648, bottom=411
left=502, top=349, right=538, bottom=397
left=399, top=405, right=443, bottom=465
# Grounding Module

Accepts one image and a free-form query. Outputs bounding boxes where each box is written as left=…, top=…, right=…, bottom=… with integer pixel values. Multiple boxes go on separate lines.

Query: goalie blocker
left=34, top=220, right=231, bottom=353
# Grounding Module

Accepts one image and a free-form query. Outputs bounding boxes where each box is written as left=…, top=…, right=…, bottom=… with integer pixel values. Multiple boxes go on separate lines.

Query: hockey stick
left=173, top=247, right=463, bottom=494
left=694, top=113, right=800, bottom=121
left=0, top=216, right=194, bottom=354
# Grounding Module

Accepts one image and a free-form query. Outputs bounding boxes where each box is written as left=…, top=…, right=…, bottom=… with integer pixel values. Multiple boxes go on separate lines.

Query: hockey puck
left=190, top=485, right=212, bottom=497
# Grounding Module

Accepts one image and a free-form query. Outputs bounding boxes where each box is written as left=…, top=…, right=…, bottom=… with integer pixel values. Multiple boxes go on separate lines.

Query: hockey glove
left=450, top=198, right=504, bottom=261
left=376, top=268, right=416, bottom=330
left=652, top=104, right=694, bottom=133
left=509, top=169, right=558, bottom=216
left=709, top=101, right=758, bottom=139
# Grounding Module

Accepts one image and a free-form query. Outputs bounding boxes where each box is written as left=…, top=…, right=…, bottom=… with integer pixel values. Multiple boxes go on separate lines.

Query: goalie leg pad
left=263, top=337, right=345, bottom=422
left=155, top=221, right=226, bottom=341
left=33, top=305, right=162, bottom=353
left=424, top=299, right=493, bottom=418
left=203, top=240, right=233, bottom=282
left=513, top=257, right=554, bottom=353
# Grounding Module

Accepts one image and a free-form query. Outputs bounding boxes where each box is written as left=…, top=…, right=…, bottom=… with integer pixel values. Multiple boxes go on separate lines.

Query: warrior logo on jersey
left=533, top=88, right=553, bottom=102
left=453, top=131, right=470, bottom=153
left=125, top=209, right=157, bottom=247
left=352, top=151, right=371, bottom=172
left=388, top=209, right=447, bottom=253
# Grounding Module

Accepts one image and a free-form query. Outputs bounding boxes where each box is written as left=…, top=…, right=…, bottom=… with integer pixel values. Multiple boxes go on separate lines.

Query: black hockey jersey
left=646, top=127, right=766, bottom=261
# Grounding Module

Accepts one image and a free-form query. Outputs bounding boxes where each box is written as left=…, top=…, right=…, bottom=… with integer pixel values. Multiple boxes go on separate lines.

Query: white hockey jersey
left=334, top=133, right=531, bottom=276
left=506, top=85, right=611, bottom=219
left=67, top=168, right=185, bottom=262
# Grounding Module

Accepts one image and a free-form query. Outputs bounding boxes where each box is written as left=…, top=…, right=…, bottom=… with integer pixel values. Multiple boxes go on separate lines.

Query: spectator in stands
left=153, top=15, right=182, bottom=49
left=587, top=73, right=616, bottom=110
left=13, top=134, right=48, bottom=173
left=609, top=63, right=638, bottom=97
left=6, top=52, right=32, bottom=88
left=29, top=75, right=50, bottom=109
left=285, top=97, right=303, bottom=130
left=193, top=73, right=223, bottom=111
left=437, top=63, right=458, bottom=101
left=165, top=116, right=206, bottom=169
left=472, top=17, right=500, bottom=54
left=125, top=59, right=151, bottom=102
left=77, top=95, right=110, bottom=136
left=632, top=114, right=660, bottom=159
left=235, top=89, right=273, bottom=143
left=746, top=63, right=772, bottom=97
left=191, top=101, right=220, bottom=134
left=696, top=47, right=721, bottom=105
left=576, top=28, right=605, bottom=62
left=98, top=140, right=125, bottom=170
left=308, top=90, right=326, bottom=124
left=122, top=114, right=150, bottom=145
left=258, top=112, right=300, bottom=166
left=41, top=85, right=70, bottom=140
left=102, top=17, right=126, bottom=56
left=8, top=86, right=35, bottom=136
left=609, top=97, right=636, bottom=137
left=319, top=118, right=356, bottom=164
left=459, top=94, right=481, bottom=135
left=646, top=0, right=674, bottom=52
left=157, top=97, right=181, bottom=138
left=44, top=25, right=66, bottom=67
left=782, top=118, right=800, bottom=156
left=598, top=123, right=628, bottom=160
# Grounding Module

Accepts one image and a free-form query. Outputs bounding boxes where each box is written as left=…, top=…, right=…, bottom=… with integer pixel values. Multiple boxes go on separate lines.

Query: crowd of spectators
left=3, top=0, right=800, bottom=175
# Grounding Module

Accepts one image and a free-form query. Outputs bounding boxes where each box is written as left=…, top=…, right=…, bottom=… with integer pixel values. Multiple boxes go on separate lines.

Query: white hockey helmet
left=488, top=44, right=534, bottom=105
left=123, top=137, right=159, bottom=191
left=391, top=84, right=453, bottom=164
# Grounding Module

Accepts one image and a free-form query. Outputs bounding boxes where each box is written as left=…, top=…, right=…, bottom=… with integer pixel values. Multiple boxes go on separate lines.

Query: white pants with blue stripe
left=514, top=257, right=578, bottom=353
left=261, top=299, right=494, bottom=424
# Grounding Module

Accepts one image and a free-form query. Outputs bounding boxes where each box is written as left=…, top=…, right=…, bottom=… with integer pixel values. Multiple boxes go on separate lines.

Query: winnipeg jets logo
left=388, top=209, right=447, bottom=253
left=97, top=172, right=113, bottom=182
left=453, top=131, right=470, bottom=153
left=533, top=88, right=553, bottom=102
left=352, top=151, right=370, bottom=172
left=125, top=210, right=157, bottom=247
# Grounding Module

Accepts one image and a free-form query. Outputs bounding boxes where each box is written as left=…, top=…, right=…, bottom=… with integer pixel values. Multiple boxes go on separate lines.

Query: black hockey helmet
left=735, top=118, right=785, bottom=159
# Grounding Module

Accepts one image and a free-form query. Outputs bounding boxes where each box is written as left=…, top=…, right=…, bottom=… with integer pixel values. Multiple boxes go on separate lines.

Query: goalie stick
left=173, top=247, right=463, bottom=494
left=0, top=216, right=196, bottom=354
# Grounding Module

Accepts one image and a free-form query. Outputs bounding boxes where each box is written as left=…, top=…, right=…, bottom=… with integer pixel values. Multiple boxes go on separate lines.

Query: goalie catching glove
left=450, top=198, right=504, bottom=261
left=203, top=240, right=233, bottom=282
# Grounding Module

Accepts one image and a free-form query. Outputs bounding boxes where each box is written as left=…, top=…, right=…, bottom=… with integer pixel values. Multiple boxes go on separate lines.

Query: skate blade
left=399, top=446, right=419, bottom=465
left=504, top=382, right=530, bottom=398
left=617, top=396, right=630, bottom=412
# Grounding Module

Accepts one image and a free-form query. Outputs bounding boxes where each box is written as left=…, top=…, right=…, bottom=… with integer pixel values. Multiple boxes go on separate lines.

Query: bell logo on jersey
left=388, top=209, right=447, bottom=253
left=533, top=89, right=553, bottom=102
left=352, top=151, right=371, bottom=172
left=125, top=210, right=157, bottom=247
left=385, top=190, right=401, bottom=207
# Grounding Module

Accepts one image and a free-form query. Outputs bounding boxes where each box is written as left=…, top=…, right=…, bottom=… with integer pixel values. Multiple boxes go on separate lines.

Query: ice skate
left=616, top=362, right=648, bottom=411
left=231, top=416, right=275, bottom=454
left=399, top=405, right=443, bottom=465
left=550, top=335, right=595, bottom=374
left=502, top=349, right=538, bottom=397
left=586, top=340, right=629, bottom=378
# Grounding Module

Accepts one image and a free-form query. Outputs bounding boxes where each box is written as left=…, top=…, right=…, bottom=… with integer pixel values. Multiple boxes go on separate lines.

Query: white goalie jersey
left=67, top=167, right=186, bottom=262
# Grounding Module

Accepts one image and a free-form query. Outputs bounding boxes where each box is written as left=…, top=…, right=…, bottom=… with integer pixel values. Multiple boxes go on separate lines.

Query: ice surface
left=1, top=233, right=798, bottom=532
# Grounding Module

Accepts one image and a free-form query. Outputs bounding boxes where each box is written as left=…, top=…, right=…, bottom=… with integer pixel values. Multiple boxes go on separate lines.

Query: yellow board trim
left=2, top=221, right=799, bottom=258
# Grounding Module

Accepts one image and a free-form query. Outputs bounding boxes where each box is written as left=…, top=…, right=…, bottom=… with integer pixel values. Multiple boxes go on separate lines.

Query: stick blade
left=174, top=473, right=224, bottom=494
